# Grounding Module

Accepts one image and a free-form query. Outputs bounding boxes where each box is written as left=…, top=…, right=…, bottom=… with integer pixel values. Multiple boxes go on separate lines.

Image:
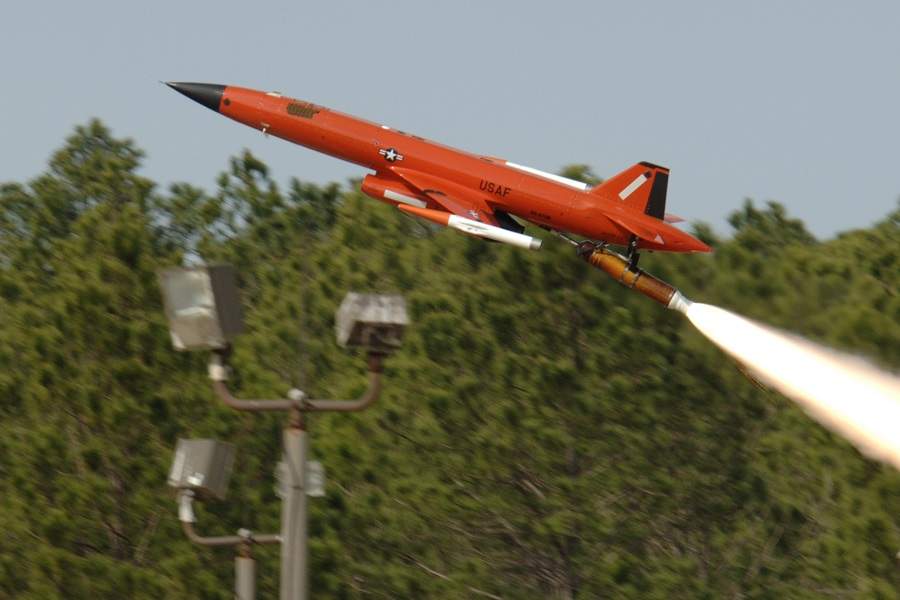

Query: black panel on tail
left=644, top=171, right=668, bottom=220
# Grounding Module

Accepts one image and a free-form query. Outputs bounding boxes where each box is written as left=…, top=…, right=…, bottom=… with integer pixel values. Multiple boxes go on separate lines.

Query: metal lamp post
left=159, top=266, right=408, bottom=600
left=167, top=438, right=279, bottom=599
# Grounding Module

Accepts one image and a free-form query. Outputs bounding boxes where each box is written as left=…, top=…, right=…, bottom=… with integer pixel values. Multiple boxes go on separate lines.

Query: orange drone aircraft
left=166, top=83, right=710, bottom=269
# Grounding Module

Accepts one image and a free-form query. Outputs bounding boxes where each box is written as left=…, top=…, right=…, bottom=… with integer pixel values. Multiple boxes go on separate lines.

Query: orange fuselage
left=212, top=85, right=706, bottom=252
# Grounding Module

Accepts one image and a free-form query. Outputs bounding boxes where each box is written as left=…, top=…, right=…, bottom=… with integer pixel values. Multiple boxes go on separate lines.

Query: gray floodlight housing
left=158, top=265, right=244, bottom=351
left=335, top=293, right=408, bottom=353
left=168, top=438, right=236, bottom=501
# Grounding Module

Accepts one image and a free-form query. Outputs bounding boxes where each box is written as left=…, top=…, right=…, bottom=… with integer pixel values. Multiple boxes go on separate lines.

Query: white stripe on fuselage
left=504, top=161, right=590, bottom=191
left=384, top=189, right=427, bottom=208
left=619, top=174, right=648, bottom=200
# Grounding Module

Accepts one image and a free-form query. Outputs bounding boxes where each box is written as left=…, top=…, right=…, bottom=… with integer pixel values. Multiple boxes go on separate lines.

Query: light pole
left=159, top=267, right=408, bottom=600
left=167, top=438, right=279, bottom=600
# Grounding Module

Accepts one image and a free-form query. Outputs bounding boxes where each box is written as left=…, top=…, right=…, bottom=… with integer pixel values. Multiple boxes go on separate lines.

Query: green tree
left=1, top=123, right=897, bottom=598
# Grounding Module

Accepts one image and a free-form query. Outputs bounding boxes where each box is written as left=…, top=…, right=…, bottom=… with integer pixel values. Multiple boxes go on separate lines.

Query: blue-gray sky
left=3, top=1, right=899, bottom=238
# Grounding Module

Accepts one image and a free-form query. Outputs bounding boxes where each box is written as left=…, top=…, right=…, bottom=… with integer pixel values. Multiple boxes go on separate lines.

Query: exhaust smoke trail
left=574, top=244, right=900, bottom=469
left=678, top=301, right=900, bottom=470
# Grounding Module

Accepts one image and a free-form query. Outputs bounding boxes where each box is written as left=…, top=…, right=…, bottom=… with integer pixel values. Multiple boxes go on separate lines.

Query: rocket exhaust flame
left=580, top=244, right=900, bottom=470
left=685, top=303, right=900, bottom=471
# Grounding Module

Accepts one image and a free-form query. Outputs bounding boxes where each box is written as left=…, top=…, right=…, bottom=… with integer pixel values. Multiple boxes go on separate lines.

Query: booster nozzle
left=579, top=245, right=692, bottom=311
left=666, top=290, right=693, bottom=315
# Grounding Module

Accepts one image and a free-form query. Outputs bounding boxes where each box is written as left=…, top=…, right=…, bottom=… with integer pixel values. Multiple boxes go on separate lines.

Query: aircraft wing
left=390, top=167, right=501, bottom=226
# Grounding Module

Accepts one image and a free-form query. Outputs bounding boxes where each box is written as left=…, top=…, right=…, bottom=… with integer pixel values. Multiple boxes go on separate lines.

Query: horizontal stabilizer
left=610, top=208, right=712, bottom=252
left=608, top=212, right=665, bottom=244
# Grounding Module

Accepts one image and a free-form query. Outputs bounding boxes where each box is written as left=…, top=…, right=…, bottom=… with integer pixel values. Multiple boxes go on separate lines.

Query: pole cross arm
left=209, top=352, right=385, bottom=414
left=181, top=522, right=281, bottom=547
left=178, top=491, right=280, bottom=547
left=209, top=352, right=294, bottom=412
left=302, top=353, right=383, bottom=412
left=211, top=379, right=296, bottom=412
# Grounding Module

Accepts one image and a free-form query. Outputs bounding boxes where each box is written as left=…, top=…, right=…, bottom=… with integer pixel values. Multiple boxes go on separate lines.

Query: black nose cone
left=166, top=82, right=225, bottom=112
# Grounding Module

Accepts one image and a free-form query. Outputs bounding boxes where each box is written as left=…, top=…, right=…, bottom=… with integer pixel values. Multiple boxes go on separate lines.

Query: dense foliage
left=0, top=121, right=897, bottom=598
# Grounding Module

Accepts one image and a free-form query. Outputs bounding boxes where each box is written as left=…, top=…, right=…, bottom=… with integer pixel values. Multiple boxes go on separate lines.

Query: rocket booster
left=578, top=243, right=692, bottom=313
left=578, top=244, right=774, bottom=389
left=398, top=205, right=543, bottom=250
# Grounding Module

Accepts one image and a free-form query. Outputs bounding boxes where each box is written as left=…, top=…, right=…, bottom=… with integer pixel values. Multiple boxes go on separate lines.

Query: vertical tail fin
left=590, top=162, right=669, bottom=220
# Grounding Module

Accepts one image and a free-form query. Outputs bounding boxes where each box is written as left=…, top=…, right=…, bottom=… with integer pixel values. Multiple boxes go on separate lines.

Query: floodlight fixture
left=335, top=293, right=408, bottom=354
left=168, top=438, right=236, bottom=501
left=164, top=287, right=411, bottom=599
left=158, top=265, right=244, bottom=351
